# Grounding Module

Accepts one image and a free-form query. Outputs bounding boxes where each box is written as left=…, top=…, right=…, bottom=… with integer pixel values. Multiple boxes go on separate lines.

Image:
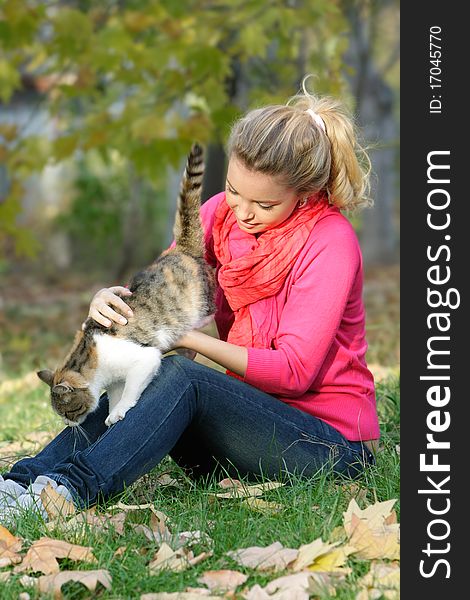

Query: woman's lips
left=239, top=221, right=259, bottom=229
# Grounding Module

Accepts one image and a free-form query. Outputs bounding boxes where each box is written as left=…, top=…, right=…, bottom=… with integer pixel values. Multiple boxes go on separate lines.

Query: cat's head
left=37, top=369, right=96, bottom=426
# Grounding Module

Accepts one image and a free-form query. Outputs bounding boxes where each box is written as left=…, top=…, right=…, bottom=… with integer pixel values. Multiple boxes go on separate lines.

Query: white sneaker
left=0, top=475, right=73, bottom=526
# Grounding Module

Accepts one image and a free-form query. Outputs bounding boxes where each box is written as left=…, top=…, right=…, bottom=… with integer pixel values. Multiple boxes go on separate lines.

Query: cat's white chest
left=93, top=334, right=160, bottom=384
left=92, top=333, right=162, bottom=425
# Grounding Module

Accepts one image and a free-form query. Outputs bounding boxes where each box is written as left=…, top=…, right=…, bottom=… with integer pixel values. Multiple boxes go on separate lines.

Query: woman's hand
left=87, top=286, right=134, bottom=328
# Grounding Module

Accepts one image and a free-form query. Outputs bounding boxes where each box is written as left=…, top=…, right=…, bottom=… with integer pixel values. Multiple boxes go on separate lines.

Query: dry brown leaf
left=341, top=483, right=368, bottom=504
left=114, top=546, right=127, bottom=557
left=227, top=541, right=298, bottom=572
left=0, top=570, right=12, bottom=582
left=348, top=514, right=400, bottom=561
left=198, top=569, right=248, bottom=591
left=21, top=568, right=112, bottom=598
left=176, top=530, right=213, bottom=549
left=214, top=479, right=283, bottom=499
left=0, top=524, right=22, bottom=567
left=244, top=570, right=344, bottom=600
left=48, top=507, right=127, bottom=536
left=358, top=560, right=400, bottom=590
left=148, top=542, right=211, bottom=573
left=155, top=473, right=185, bottom=488
left=14, top=536, right=97, bottom=575
left=141, top=593, right=224, bottom=600
left=40, top=483, right=76, bottom=521
left=241, top=498, right=283, bottom=514
left=343, top=498, right=397, bottom=535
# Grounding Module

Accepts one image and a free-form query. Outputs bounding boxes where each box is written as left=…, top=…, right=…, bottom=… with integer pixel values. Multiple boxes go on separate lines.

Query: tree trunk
left=343, top=2, right=399, bottom=265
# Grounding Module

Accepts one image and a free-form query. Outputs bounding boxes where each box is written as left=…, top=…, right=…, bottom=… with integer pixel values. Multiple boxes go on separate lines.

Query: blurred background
left=0, top=0, right=399, bottom=388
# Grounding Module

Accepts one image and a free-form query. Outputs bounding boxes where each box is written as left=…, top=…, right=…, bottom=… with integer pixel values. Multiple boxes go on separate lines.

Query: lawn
left=0, top=266, right=400, bottom=599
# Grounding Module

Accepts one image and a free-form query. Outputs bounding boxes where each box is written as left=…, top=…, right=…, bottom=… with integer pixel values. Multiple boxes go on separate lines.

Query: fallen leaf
left=227, top=541, right=298, bottom=572
left=148, top=542, right=211, bottom=573
left=343, top=498, right=397, bottom=535
left=114, top=546, right=127, bottom=557
left=359, top=560, right=400, bottom=589
left=155, top=473, right=185, bottom=488
left=243, top=570, right=345, bottom=600
left=348, top=514, right=400, bottom=560
left=141, top=593, right=223, bottom=600
left=176, top=530, right=213, bottom=549
left=241, top=498, right=283, bottom=514
left=0, top=571, right=12, bottom=582
left=48, top=507, right=127, bottom=536
left=0, top=524, right=22, bottom=567
left=198, top=569, right=248, bottom=591
left=308, top=545, right=354, bottom=574
left=292, top=538, right=340, bottom=572
left=341, top=483, right=368, bottom=504
left=214, top=479, right=283, bottom=499
left=21, top=568, right=112, bottom=598
left=14, top=537, right=96, bottom=575
left=40, top=483, right=76, bottom=521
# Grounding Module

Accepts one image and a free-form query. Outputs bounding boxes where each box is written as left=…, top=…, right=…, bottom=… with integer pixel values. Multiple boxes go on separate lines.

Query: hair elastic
left=305, top=108, right=326, bottom=133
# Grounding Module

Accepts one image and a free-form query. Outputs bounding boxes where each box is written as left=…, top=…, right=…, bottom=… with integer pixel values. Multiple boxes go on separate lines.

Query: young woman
left=1, top=86, right=379, bottom=520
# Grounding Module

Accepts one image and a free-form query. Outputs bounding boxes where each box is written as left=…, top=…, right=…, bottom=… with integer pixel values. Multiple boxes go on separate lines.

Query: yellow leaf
left=348, top=514, right=400, bottom=561
left=343, top=498, right=397, bottom=535
left=241, top=498, right=284, bottom=514
left=292, top=538, right=339, bottom=572
left=308, top=545, right=355, bottom=573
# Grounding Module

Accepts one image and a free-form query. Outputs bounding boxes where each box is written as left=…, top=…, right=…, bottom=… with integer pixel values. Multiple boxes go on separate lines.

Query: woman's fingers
left=88, top=287, right=134, bottom=327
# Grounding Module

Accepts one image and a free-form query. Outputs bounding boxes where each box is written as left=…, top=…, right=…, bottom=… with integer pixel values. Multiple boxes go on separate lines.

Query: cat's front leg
left=105, top=348, right=161, bottom=426
left=106, top=382, right=125, bottom=415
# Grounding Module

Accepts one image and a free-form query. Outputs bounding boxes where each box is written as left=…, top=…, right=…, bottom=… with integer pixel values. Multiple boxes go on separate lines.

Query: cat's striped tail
left=173, top=143, right=205, bottom=257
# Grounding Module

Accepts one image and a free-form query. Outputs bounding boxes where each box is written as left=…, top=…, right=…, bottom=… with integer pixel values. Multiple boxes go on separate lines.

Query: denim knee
left=160, top=353, right=195, bottom=376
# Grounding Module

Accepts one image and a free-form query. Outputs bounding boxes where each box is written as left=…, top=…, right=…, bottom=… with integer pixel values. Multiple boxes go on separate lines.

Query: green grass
left=0, top=374, right=400, bottom=599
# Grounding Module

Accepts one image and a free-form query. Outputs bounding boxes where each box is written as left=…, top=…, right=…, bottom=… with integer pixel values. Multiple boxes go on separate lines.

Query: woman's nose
left=236, top=202, right=255, bottom=221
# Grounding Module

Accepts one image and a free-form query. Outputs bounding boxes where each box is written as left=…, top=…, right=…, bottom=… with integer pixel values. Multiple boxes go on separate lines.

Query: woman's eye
left=226, top=186, right=238, bottom=195
left=258, top=203, right=275, bottom=211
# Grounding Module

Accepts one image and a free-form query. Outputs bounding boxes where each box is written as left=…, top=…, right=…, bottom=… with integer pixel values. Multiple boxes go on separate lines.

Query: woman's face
left=225, top=157, right=302, bottom=235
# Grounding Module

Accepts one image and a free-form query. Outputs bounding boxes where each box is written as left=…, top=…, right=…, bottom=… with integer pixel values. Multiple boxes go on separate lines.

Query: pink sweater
left=201, top=192, right=380, bottom=442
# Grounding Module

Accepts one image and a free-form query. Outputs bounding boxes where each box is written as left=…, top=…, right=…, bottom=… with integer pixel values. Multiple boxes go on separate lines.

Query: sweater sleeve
left=243, top=217, right=361, bottom=397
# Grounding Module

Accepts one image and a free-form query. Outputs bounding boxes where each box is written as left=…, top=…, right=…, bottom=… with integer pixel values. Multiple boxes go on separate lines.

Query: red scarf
left=212, top=194, right=328, bottom=351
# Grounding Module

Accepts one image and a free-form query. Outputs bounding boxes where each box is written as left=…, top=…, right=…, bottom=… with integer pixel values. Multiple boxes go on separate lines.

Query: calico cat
left=37, top=144, right=215, bottom=427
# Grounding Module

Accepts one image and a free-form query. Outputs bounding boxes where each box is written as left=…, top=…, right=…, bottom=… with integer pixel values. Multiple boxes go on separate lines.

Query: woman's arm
left=174, top=330, right=248, bottom=377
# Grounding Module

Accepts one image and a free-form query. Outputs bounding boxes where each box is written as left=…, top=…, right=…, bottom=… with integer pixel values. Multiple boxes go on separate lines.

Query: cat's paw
left=105, top=409, right=127, bottom=427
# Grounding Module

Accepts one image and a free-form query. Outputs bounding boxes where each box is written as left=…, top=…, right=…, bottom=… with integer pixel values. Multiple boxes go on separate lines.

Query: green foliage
left=55, top=153, right=169, bottom=271
left=0, top=0, right=350, bottom=260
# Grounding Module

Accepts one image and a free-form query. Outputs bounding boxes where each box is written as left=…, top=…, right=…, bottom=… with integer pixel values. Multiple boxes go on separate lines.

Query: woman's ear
left=37, top=369, right=54, bottom=387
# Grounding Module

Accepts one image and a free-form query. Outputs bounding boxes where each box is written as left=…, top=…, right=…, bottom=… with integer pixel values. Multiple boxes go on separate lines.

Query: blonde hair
left=227, top=80, right=372, bottom=211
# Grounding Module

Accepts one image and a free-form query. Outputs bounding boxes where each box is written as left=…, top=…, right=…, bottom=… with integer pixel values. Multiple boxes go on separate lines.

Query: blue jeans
left=3, top=356, right=374, bottom=506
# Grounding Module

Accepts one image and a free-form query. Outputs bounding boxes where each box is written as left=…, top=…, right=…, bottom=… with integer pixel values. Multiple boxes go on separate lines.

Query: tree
left=342, top=0, right=399, bottom=264
left=0, top=0, right=350, bottom=268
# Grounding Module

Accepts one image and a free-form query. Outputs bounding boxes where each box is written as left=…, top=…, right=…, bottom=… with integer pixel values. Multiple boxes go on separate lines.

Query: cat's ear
left=52, top=383, right=74, bottom=395
left=37, top=369, right=54, bottom=387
